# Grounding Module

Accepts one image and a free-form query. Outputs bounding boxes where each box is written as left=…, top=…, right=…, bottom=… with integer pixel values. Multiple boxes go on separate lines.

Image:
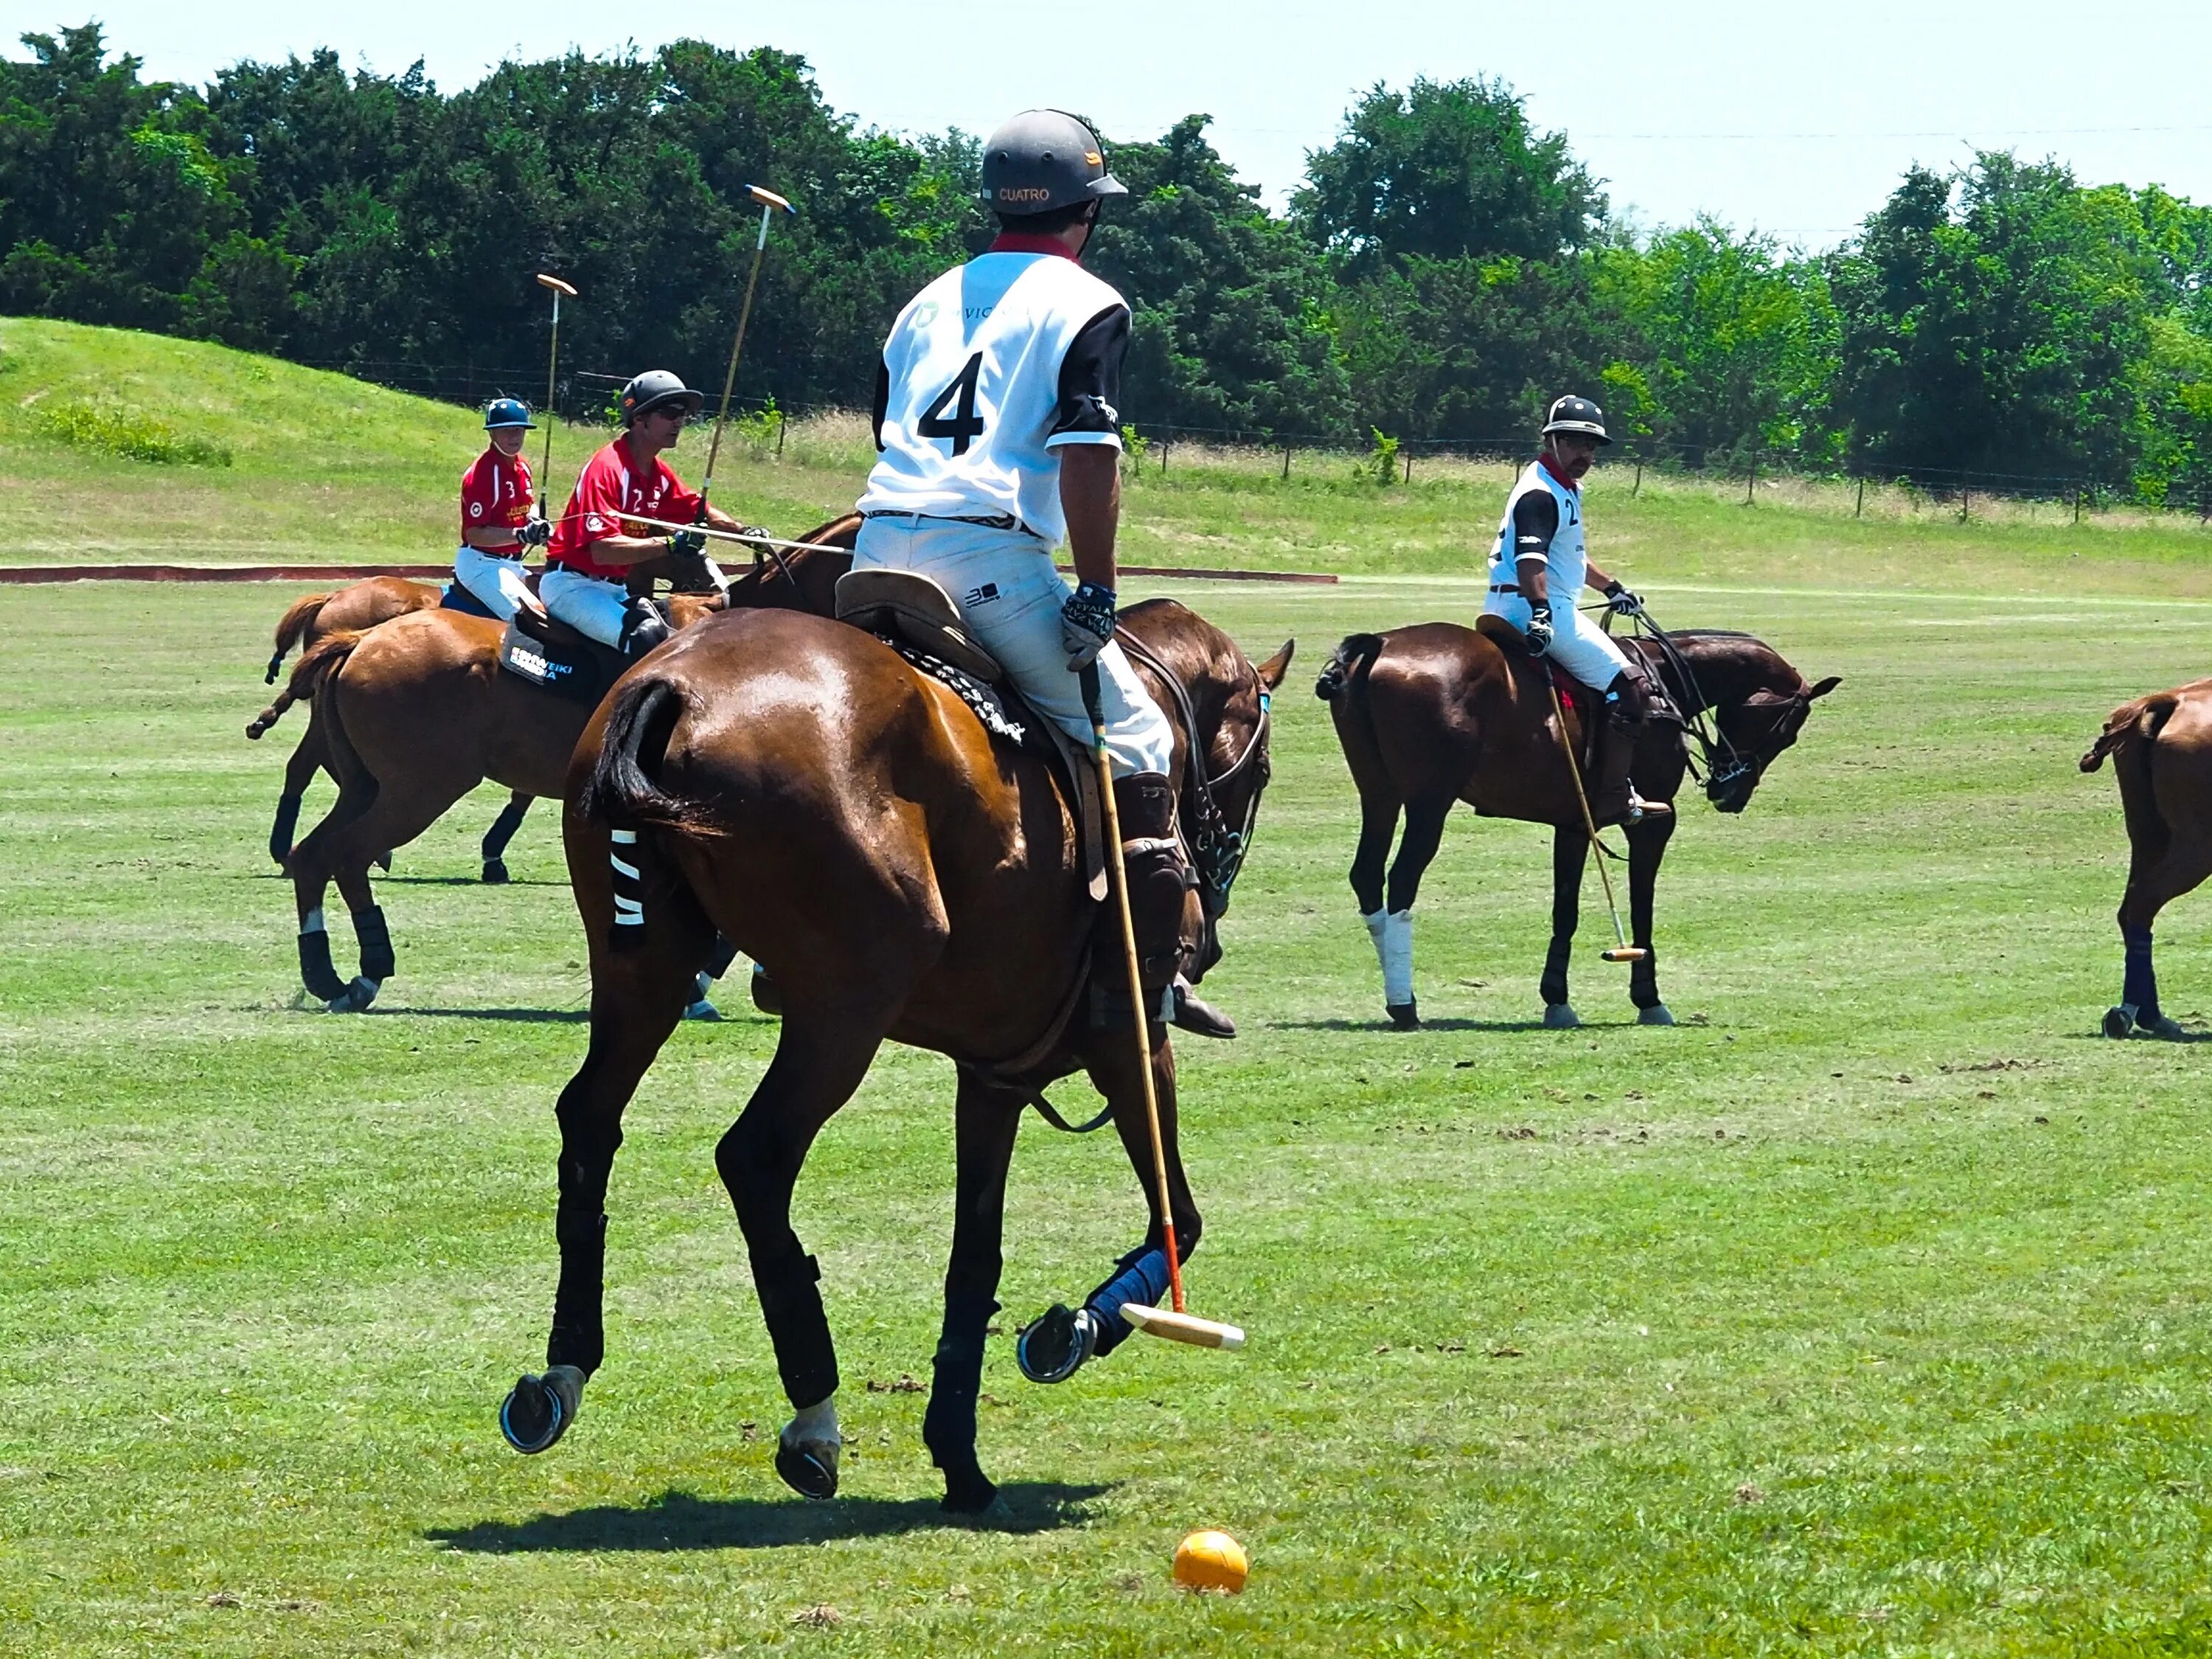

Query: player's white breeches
left=852, top=515, right=1175, bottom=778
left=1483, top=591, right=1631, bottom=689
left=540, top=566, right=630, bottom=648
left=453, top=546, right=533, bottom=622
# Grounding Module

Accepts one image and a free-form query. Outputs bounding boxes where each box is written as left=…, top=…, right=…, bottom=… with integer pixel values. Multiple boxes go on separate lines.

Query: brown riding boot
left=1111, top=772, right=1196, bottom=992
left=1587, top=689, right=1672, bottom=828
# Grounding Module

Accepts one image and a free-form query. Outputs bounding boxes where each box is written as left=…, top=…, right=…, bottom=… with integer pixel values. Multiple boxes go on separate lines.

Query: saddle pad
left=439, top=580, right=498, bottom=619
left=884, top=636, right=1109, bottom=903
left=496, top=619, right=619, bottom=705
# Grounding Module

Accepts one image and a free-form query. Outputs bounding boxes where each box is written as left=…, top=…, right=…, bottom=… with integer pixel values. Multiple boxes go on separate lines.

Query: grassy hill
left=7, top=316, right=2212, bottom=601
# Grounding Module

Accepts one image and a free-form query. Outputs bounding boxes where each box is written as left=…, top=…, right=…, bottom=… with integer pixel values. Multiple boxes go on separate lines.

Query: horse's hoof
left=774, top=1437, right=841, bottom=1501
left=1385, top=1001, right=1420, bottom=1032
left=1543, top=1003, right=1580, bottom=1029
left=324, top=976, right=380, bottom=1013
left=2103, top=1004, right=2137, bottom=1040
left=939, top=1463, right=999, bottom=1515
left=481, top=859, right=509, bottom=886
left=683, top=997, right=722, bottom=1022
left=1638, top=1004, right=1675, bottom=1026
left=500, top=1365, right=585, bottom=1455
left=750, top=964, right=783, bottom=1016
left=1016, top=1304, right=1099, bottom=1385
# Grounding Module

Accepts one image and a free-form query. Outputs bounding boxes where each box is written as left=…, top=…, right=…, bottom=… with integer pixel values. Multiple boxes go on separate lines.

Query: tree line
left=10, top=22, right=2212, bottom=498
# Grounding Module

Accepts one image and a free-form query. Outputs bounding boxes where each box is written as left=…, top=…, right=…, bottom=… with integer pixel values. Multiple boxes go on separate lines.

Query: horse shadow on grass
left=426, top=1481, right=1113, bottom=1553
left=359, top=1006, right=591, bottom=1023
left=1273, top=1017, right=1619, bottom=1034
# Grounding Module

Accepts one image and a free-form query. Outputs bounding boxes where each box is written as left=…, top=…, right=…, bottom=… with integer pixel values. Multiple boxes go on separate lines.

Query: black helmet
left=484, top=397, right=535, bottom=430
left=979, top=109, right=1127, bottom=217
left=618, top=370, right=703, bottom=426
left=1541, top=394, right=1610, bottom=445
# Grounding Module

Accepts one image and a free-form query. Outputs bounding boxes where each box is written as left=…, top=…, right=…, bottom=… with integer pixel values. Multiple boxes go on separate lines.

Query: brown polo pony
left=281, top=516, right=858, bottom=1009
left=246, top=577, right=545, bottom=876
left=1318, top=619, right=1836, bottom=1027
left=2081, top=676, right=2212, bottom=1038
left=495, top=599, right=1291, bottom=1514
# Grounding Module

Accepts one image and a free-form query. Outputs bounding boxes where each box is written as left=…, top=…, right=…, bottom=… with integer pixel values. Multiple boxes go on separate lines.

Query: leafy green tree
left=1296, top=77, right=1604, bottom=275
left=1826, top=154, right=2158, bottom=486
left=1087, top=115, right=1349, bottom=436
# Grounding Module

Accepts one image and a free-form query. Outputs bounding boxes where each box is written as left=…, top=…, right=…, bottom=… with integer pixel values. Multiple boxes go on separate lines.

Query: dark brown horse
left=1318, top=619, right=1837, bottom=1028
left=245, top=577, right=546, bottom=876
left=2081, top=676, right=2212, bottom=1039
left=281, top=516, right=858, bottom=1010
left=495, top=599, right=1291, bottom=1513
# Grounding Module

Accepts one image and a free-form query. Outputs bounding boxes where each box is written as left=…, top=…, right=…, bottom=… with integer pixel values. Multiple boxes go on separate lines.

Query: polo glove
left=1061, top=582, right=1117, bottom=671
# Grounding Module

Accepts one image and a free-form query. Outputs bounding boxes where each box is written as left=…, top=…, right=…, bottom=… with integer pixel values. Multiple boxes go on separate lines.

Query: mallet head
left=535, top=273, right=577, bottom=297
left=1601, top=947, right=1648, bottom=963
left=741, top=184, right=796, bottom=215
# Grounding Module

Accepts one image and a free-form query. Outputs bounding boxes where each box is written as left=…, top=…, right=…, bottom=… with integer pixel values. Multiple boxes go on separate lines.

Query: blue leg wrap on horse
left=923, top=1290, right=999, bottom=1458
left=1083, top=1246, right=1173, bottom=1359
left=2122, top=922, right=2158, bottom=1017
left=753, top=1253, right=838, bottom=1408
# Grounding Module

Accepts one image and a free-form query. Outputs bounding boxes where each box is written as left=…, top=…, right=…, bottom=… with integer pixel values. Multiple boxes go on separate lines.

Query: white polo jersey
left=1487, top=459, right=1587, bottom=596
left=858, top=250, right=1128, bottom=547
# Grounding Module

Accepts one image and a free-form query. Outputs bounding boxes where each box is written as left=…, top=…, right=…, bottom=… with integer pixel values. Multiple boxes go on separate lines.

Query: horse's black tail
left=1315, top=632, right=1385, bottom=703
left=580, top=676, right=720, bottom=834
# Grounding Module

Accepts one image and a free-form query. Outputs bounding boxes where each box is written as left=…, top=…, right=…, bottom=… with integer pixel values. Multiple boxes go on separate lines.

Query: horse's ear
left=1257, top=639, right=1295, bottom=690
left=1806, top=675, right=1841, bottom=700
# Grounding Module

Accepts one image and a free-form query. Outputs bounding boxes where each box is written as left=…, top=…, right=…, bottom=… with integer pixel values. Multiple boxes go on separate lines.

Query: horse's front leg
left=924, top=1069, right=1025, bottom=1513
left=1542, top=825, right=1587, bottom=1027
left=1018, top=1029, right=1200, bottom=1384
left=501, top=944, right=694, bottom=1455
left=1626, top=815, right=1677, bottom=1023
left=268, top=720, right=325, bottom=866
left=717, top=1010, right=886, bottom=1500
left=1373, top=798, right=1450, bottom=1030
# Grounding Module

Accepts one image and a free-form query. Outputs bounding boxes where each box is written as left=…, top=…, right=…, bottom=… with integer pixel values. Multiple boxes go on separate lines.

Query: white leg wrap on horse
left=1382, top=909, right=1415, bottom=1006
left=1363, top=908, right=1388, bottom=983
left=784, top=1394, right=840, bottom=1448
left=302, top=908, right=326, bottom=934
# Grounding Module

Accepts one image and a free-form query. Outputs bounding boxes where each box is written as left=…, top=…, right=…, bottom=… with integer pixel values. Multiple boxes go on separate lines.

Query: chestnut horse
left=1318, top=619, right=1837, bottom=1028
left=2081, top=676, right=2212, bottom=1039
left=495, top=599, right=1291, bottom=1513
left=247, top=577, right=544, bottom=877
left=281, top=517, right=858, bottom=1010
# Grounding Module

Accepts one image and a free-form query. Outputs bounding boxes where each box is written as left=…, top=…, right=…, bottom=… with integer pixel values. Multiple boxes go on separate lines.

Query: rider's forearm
left=1582, top=560, right=1615, bottom=594
left=573, top=535, right=667, bottom=568
left=1060, top=443, right=1121, bottom=591
left=702, top=504, right=743, bottom=535
left=1515, top=557, right=1550, bottom=609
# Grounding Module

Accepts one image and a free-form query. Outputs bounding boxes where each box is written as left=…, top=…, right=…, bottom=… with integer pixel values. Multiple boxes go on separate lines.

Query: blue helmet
left=484, top=397, right=535, bottom=430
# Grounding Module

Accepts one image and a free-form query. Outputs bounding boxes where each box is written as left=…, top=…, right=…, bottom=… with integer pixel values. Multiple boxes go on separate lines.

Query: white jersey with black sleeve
left=1486, top=459, right=1586, bottom=597
left=857, top=250, right=1130, bottom=547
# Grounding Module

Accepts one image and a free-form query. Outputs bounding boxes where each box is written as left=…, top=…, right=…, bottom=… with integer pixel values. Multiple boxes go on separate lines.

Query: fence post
left=2074, top=481, right=2082, bottom=524
left=1281, top=443, right=1291, bottom=481
left=1745, top=450, right=1757, bottom=505
left=1854, top=475, right=1865, bottom=518
left=1403, top=447, right=1413, bottom=485
left=1632, top=458, right=1644, bottom=498
left=1161, top=439, right=1169, bottom=476
left=1960, top=470, right=1970, bottom=522
left=776, top=410, right=787, bottom=459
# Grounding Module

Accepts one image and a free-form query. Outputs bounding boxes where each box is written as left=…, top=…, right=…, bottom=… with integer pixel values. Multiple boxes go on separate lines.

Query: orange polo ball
left=1173, top=1528, right=1250, bottom=1593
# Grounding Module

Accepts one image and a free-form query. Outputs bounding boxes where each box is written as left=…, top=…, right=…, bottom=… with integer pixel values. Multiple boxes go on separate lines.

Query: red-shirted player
left=452, top=398, right=549, bottom=621
left=540, top=369, right=748, bottom=654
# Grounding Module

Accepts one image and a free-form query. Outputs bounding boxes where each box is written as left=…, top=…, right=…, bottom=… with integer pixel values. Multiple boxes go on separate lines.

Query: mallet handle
left=1548, top=676, right=1633, bottom=953
left=1084, top=664, right=1185, bottom=1315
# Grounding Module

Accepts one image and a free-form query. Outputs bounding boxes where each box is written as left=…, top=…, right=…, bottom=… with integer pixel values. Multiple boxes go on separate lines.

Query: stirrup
left=1015, top=1304, right=1099, bottom=1384
left=1624, top=791, right=1672, bottom=824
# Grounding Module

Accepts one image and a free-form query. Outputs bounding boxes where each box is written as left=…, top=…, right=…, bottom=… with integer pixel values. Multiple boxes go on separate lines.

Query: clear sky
left=23, top=0, right=2212, bottom=248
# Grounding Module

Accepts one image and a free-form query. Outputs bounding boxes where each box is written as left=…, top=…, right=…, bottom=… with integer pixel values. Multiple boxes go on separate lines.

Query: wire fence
left=301, top=355, right=2212, bottom=525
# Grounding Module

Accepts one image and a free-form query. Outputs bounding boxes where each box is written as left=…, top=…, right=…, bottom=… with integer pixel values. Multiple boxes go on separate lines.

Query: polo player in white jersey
left=1483, top=395, right=1672, bottom=826
left=853, top=107, right=1230, bottom=1040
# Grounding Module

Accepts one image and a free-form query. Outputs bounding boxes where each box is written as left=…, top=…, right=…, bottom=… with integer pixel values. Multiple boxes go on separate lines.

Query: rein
left=1621, top=614, right=1774, bottom=799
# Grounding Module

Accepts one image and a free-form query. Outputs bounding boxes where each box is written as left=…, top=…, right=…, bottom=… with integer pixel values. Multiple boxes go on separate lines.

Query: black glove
left=518, top=516, right=552, bottom=549
left=1604, top=580, right=1643, bottom=617
left=1525, top=605, right=1554, bottom=656
left=1061, top=582, right=1117, bottom=671
left=667, top=528, right=707, bottom=559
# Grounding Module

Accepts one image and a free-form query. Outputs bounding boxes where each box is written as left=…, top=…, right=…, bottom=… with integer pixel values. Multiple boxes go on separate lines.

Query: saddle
left=834, top=568, right=1108, bottom=905
left=499, top=603, right=630, bottom=706
left=1475, top=613, right=1596, bottom=762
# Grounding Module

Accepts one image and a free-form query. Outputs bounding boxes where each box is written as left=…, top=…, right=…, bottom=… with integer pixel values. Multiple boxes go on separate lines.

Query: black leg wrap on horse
left=704, top=933, right=740, bottom=980
left=1540, top=936, right=1573, bottom=1010
left=1111, top=772, right=1195, bottom=987
left=924, top=1290, right=1001, bottom=1511
left=352, top=905, right=394, bottom=982
left=753, top=1253, right=839, bottom=1409
left=481, top=797, right=531, bottom=863
left=298, top=926, right=349, bottom=1003
left=269, top=792, right=303, bottom=866
left=1630, top=945, right=1661, bottom=1009
left=547, top=1206, right=608, bottom=1374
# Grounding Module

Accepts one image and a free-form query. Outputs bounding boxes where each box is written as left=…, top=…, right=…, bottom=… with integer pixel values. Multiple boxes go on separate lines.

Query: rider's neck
left=623, top=428, right=669, bottom=467
left=1538, top=451, right=1581, bottom=493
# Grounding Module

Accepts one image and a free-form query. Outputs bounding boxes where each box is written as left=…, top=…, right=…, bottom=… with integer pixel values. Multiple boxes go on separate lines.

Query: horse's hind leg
left=297, top=778, right=472, bottom=1011
left=1018, top=1032, right=1200, bottom=1385
left=717, top=1008, right=890, bottom=1500
left=501, top=928, right=700, bottom=1455
left=479, top=792, right=532, bottom=884
left=1626, top=815, right=1677, bottom=1023
left=923, top=1071, right=1025, bottom=1513
left=1367, top=797, right=1450, bottom=1030
left=2110, top=839, right=2212, bottom=1038
left=1541, top=826, right=1587, bottom=1028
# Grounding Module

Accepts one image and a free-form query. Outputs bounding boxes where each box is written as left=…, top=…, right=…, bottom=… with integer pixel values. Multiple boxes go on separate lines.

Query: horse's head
left=1703, top=657, right=1840, bottom=813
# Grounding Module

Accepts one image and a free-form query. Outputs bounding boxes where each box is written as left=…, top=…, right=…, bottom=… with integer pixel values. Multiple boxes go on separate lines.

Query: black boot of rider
left=1171, top=977, right=1237, bottom=1039
left=618, top=597, right=672, bottom=661
left=1589, top=675, right=1672, bottom=827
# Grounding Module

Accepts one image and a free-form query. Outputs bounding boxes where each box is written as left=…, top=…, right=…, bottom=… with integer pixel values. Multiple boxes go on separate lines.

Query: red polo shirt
left=460, top=447, right=534, bottom=542
left=546, top=438, right=703, bottom=579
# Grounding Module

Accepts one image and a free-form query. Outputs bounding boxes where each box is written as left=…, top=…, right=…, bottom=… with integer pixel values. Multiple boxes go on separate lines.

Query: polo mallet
left=1548, top=676, right=1646, bottom=964
left=1080, top=664, right=1246, bottom=1353
left=532, top=274, right=577, bottom=528
left=699, top=184, right=796, bottom=513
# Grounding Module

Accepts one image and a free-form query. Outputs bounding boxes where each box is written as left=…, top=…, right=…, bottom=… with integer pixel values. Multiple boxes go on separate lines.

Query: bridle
left=1620, top=613, right=1806, bottom=802
left=1113, top=629, right=1273, bottom=919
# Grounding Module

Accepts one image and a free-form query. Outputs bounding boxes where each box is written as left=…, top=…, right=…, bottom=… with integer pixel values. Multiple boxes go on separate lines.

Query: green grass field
left=2, top=322, right=2211, bottom=1655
